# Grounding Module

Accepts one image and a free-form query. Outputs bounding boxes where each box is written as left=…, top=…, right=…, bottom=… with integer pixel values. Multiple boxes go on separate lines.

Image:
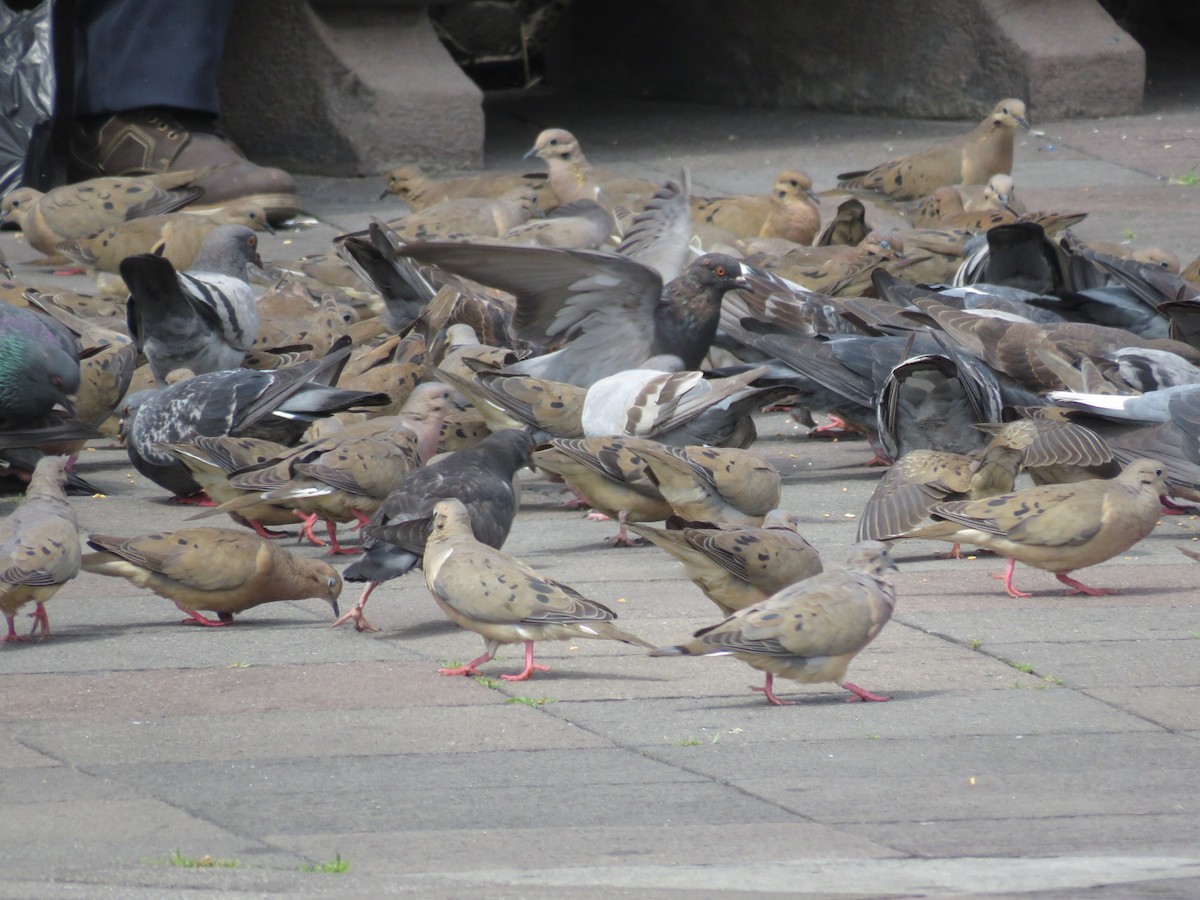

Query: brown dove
left=692, top=170, right=821, bottom=245
left=422, top=499, right=655, bottom=681
left=525, top=128, right=661, bottom=212
left=1, top=171, right=207, bottom=257
left=629, top=510, right=823, bottom=615
left=379, top=164, right=551, bottom=210
left=532, top=437, right=672, bottom=545
left=56, top=201, right=272, bottom=273
left=650, top=541, right=898, bottom=705
left=81, top=527, right=342, bottom=626
left=386, top=186, right=538, bottom=240
left=815, top=198, right=870, bottom=247
left=638, top=443, right=782, bottom=525
left=500, top=199, right=614, bottom=249
left=0, top=456, right=81, bottom=642
left=892, top=459, right=1166, bottom=598
left=837, top=99, right=1030, bottom=200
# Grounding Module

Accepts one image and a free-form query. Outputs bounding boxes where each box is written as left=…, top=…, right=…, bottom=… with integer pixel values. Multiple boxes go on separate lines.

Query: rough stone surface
left=568, top=0, right=1144, bottom=120
left=217, top=0, right=484, bottom=176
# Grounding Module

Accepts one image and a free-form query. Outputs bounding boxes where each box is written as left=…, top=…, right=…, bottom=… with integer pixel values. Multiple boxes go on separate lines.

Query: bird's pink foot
left=586, top=511, right=611, bottom=522
left=500, top=641, right=549, bottom=681
left=440, top=650, right=495, bottom=677
left=992, top=558, right=1032, bottom=598
left=1159, top=496, right=1198, bottom=516
left=861, top=450, right=894, bottom=468
left=842, top=681, right=890, bottom=702
left=177, top=608, right=229, bottom=627
left=246, top=519, right=290, bottom=540
left=751, top=674, right=793, bottom=706
left=1056, top=573, right=1117, bottom=596
left=3, top=616, right=30, bottom=642
left=350, top=509, right=371, bottom=530
left=331, top=582, right=380, bottom=632
left=811, top=416, right=851, bottom=436
left=27, top=603, right=50, bottom=638
left=324, top=522, right=361, bottom=557
left=294, top=512, right=328, bottom=547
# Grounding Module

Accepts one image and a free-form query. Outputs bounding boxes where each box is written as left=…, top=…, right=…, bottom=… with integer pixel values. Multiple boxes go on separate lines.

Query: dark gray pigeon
left=387, top=178, right=748, bottom=386
left=123, top=341, right=390, bottom=499
left=123, top=223, right=263, bottom=386
left=336, top=220, right=437, bottom=332
left=337, top=428, right=534, bottom=632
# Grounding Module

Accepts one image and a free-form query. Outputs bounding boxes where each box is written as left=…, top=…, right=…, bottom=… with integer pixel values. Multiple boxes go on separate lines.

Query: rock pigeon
left=122, top=223, right=263, bottom=386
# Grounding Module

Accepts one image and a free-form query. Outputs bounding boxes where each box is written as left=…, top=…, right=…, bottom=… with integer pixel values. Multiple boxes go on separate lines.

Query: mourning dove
left=0, top=456, right=81, bottom=642
left=892, top=459, right=1166, bottom=597
left=629, top=510, right=823, bottom=615
left=692, top=170, right=821, bottom=245
left=55, top=201, right=272, bottom=273
left=419, top=498, right=654, bottom=680
left=650, top=541, right=898, bottom=705
left=338, top=428, right=534, bottom=632
left=82, top=527, right=341, bottom=626
left=815, top=198, right=870, bottom=247
left=379, top=164, right=551, bottom=211
left=123, top=224, right=263, bottom=386
left=525, top=128, right=661, bottom=212
left=210, top=383, right=455, bottom=553
left=857, top=417, right=1116, bottom=544
left=639, top=443, right=782, bottom=525
left=746, top=231, right=918, bottom=296
left=0, top=171, right=207, bottom=257
left=158, top=436, right=298, bottom=538
left=385, top=186, right=539, bottom=241
left=396, top=242, right=747, bottom=387
left=500, top=200, right=614, bottom=249
left=531, top=436, right=673, bottom=545
left=912, top=295, right=1200, bottom=393
left=838, top=99, right=1030, bottom=200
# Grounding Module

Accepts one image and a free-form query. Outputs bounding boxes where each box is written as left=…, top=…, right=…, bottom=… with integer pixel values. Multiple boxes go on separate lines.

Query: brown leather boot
left=68, top=108, right=301, bottom=224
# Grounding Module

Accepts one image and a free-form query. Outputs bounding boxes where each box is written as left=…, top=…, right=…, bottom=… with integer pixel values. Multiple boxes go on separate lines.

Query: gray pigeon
left=337, top=428, right=534, bottom=632
left=122, top=340, right=390, bottom=499
left=123, top=223, right=262, bottom=386
left=0, top=303, right=80, bottom=428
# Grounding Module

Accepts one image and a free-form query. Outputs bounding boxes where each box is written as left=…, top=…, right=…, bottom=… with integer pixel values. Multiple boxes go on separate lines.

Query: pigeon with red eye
left=122, top=224, right=263, bottom=387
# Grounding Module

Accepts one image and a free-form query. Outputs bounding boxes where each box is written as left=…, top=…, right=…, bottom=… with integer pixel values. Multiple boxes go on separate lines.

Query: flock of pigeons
left=1, top=96, right=1198, bottom=706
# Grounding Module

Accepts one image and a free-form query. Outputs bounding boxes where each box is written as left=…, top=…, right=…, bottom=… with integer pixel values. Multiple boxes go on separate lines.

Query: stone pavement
left=1, top=92, right=1199, bottom=898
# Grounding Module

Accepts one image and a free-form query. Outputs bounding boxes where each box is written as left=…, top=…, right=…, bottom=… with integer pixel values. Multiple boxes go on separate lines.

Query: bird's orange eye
left=714, top=266, right=727, bottom=276
left=248, top=235, right=257, bottom=247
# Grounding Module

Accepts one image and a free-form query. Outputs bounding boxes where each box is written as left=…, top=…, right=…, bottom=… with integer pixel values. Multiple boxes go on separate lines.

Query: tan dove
left=692, top=170, right=821, bottom=245
left=422, top=499, right=655, bottom=681
left=650, top=541, right=898, bottom=706
left=380, top=164, right=552, bottom=210
left=0, top=456, right=81, bottom=642
left=500, top=199, right=614, bottom=249
left=532, top=437, right=673, bottom=545
left=158, top=436, right=299, bottom=538
left=386, top=186, right=538, bottom=240
left=891, top=459, right=1166, bottom=598
left=81, top=527, right=342, bottom=626
left=629, top=510, right=823, bottom=615
left=838, top=99, right=1030, bottom=200
left=1, top=171, right=207, bottom=257
left=815, top=198, right=870, bottom=247
left=55, top=200, right=272, bottom=273
left=525, top=128, right=661, bottom=212
left=638, top=443, right=782, bottom=525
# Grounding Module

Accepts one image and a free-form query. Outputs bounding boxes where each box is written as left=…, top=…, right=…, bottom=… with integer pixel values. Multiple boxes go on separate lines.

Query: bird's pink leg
left=26, top=603, right=50, bottom=638
left=3, top=614, right=30, bottom=642
left=811, top=416, right=852, bottom=436
left=1056, top=573, right=1117, bottom=597
left=294, top=511, right=328, bottom=547
left=439, top=649, right=496, bottom=677
left=562, top=486, right=592, bottom=510
left=861, top=450, right=894, bottom=468
left=751, top=673, right=793, bottom=706
left=324, top=519, right=360, bottom=556
left=1160, top=496, right=1197, bottom=516
left=500, top=640, right=550, bottom=681
left=350, top=509, right=371, bottom=530
left=246, top=519, right=289, bottom=540
left=331, top=581, right=381, bottom=632
left=843, top=681, right=889, bottom=702
left=608, top=511, right=644, bottom=548
left=990, top=557, right=1031, bottom=598
left=175, top=603, right=229, bottom=627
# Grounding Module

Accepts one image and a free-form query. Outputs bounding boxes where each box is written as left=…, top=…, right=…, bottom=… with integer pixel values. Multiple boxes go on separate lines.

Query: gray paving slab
left=2, top=86, right=1200, bottom=897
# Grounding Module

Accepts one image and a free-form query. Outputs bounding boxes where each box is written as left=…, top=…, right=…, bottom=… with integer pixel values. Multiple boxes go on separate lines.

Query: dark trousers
left=73, top=0, right=238, bottom=118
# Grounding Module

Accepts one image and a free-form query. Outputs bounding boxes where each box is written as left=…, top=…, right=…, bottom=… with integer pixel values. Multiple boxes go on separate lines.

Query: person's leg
left=68, top=0, right=300, bottom=222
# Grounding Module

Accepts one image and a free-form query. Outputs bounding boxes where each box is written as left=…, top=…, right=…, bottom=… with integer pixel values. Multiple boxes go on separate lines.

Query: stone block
left=218, top=0, right=484, bottom=176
